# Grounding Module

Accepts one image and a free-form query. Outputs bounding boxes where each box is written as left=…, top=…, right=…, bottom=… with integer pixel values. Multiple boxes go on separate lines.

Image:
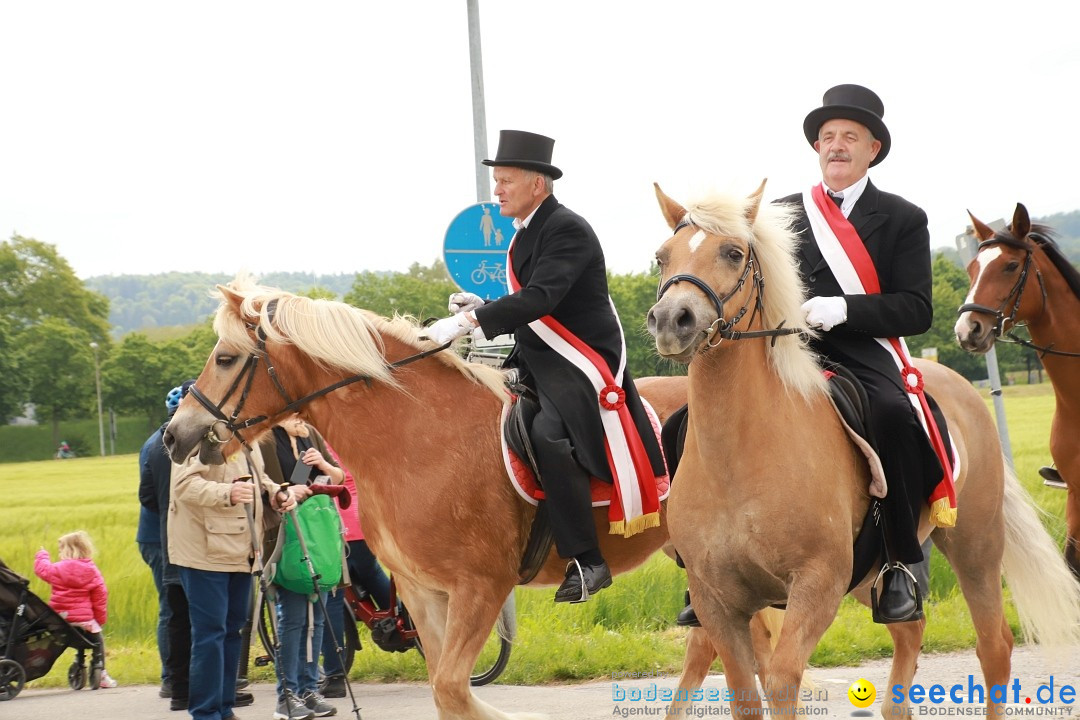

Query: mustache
left=828, top=151, right=851, bottom=162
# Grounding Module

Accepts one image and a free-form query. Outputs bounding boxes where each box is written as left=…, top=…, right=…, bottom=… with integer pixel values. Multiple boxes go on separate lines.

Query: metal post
left=466, top=0, right=490, bottom=202
left=957, top=226, right=1013, bottom=468
left=89, top=342, right=105, bottom=456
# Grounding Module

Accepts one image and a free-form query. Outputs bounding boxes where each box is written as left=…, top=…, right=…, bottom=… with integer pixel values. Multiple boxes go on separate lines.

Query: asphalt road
left=9, top=645, right=1080, bottom=719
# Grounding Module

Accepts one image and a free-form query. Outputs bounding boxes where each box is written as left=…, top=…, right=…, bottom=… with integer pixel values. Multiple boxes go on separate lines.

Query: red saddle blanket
left=500, top=397, right=670, bottom=509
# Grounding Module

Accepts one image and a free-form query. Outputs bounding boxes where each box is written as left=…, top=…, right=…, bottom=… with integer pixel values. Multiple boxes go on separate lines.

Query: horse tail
left=1000, top=457, right=1080, bottom=650
left=495, top=591, right=517, bottom=643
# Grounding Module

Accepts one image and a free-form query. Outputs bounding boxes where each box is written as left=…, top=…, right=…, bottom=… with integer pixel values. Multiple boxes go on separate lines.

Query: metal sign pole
left=466, top=0, right=490, bottom=203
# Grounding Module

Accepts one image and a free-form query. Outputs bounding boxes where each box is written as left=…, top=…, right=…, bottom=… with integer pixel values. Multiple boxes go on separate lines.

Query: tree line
left=4, top=220, right=1076, bottom=442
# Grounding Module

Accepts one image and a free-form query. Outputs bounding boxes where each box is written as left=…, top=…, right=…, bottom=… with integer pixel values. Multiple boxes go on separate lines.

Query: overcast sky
left=1, top=1, right=1077, bottom=282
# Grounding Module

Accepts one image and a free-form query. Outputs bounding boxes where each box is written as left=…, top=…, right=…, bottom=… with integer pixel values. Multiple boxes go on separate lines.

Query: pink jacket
left=325, top=444, right=364, bottom=541
left=33, top=550, right=108, bottom=626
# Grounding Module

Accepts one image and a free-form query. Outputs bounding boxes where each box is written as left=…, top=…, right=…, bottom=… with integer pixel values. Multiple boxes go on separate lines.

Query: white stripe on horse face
left=963, top=246, right=1003, bottom=304
left=688, top=230, right=706, bottom=253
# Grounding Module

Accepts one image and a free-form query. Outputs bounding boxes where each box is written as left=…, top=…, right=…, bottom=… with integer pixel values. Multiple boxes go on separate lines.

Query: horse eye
left=725, top=247, right=744, bottom=263
left=1003, top=261, right=1020, bottom=272
left=215, top=354, right=237, bottom=367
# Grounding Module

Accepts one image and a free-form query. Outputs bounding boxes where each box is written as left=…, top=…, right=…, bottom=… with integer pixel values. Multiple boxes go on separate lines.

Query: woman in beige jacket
left=169, top=443, right=296, bottom=720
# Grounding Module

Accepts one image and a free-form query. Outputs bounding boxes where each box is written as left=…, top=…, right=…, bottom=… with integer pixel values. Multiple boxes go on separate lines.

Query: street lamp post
left=89, top=341, right=105, bottom=457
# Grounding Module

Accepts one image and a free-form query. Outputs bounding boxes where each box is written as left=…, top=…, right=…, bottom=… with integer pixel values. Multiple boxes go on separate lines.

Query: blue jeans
left=138, top=541, right=170, bottom=682
left=179, top=568, right=250, bottom=720
left=274, top=586, right=326, bottom=699
left=322, top=540, right=391, bottom=676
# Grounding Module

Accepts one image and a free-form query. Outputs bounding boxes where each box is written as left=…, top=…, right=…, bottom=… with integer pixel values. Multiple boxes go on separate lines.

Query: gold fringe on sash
left=610, top=511, right=661, bottom=538
left=929, top=497, right=957, bottom=529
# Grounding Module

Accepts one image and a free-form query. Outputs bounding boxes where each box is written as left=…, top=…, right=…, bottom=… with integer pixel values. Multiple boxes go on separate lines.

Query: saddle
left=503, top=387, right=670, bottom=583
left=662, top=364, right=938, bottom=608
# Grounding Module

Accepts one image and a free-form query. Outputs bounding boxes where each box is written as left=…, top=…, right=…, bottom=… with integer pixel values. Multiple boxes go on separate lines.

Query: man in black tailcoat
left=427, top=130, right=666, bottom=603
left=781, top=84, right=947, bottom=622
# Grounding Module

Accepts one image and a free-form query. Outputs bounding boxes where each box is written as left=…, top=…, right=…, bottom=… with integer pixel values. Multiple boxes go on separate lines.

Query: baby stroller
left=0, top=557, right=101, bottom=700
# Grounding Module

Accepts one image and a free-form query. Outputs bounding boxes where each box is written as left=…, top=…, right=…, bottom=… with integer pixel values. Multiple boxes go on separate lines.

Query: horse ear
left=654, top=183, right=687, bottom=230
left=217, top=284, right=245, bottom=312
left=746, top=178, right=768, bottom=223
left=1011, top=203, right=1031, bottom=238
left=967, top=211, right=996, bottom=242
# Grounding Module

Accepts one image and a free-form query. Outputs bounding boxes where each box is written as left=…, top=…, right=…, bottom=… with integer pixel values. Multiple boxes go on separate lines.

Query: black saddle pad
left=504, top=392, right=542, bottom=485
left=660, top=403, right=689, bottom=480
left=826, top=363, right=954, bottom=471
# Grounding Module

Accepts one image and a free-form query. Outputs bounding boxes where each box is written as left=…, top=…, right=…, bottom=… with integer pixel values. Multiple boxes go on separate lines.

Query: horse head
left=647, top=181, right=771, bottom=362
left=163, top=279, right=397, bottom=465
left=955, top=203, right=1045, bottom=353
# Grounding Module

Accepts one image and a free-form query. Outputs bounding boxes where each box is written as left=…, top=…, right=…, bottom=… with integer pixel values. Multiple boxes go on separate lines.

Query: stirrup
left=566, top=558, right=589, bottom=603
left=870, top=561, right=924, bottom=624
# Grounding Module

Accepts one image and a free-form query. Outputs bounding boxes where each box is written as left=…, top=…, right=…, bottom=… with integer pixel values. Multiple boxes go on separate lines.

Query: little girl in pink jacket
left=34, top=530, right=117, bottom=688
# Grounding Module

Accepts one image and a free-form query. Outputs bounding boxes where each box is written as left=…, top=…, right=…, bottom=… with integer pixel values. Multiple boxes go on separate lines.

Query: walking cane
left=232, top=469, right=286, bottom=692
left=282, top=482, right=363, bottom=720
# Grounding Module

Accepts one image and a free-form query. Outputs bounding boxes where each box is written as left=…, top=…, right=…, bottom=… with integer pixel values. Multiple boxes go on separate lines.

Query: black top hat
left=482, top=130, right=563, bottom=180
left=803, top=84, right=891, bottom=167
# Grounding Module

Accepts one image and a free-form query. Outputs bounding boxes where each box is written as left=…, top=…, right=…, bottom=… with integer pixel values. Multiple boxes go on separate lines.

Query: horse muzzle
left=648, top=295, right=713, bottom=361
left=163, top=411, right=231, bottom=465
left=954, top=312, right=995, bottom=355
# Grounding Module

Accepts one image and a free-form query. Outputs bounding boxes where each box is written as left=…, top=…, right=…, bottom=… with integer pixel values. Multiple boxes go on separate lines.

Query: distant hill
left=86, top=211, right=1079, bottom=337
left=86, top=271, right=358, bottom=336
left=937, top=209, right=1079, bottom=267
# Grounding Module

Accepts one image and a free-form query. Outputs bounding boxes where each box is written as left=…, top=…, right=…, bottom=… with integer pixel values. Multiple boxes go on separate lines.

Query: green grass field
left=0, top=382, right=1066, bottom=688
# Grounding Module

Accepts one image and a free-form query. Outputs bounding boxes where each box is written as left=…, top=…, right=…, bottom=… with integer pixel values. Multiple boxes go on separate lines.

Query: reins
left=189, top=298, right=452, bottom=449
left=656, top=218, right=804, bottom=351
left=958, top=233, right=1080, bottom=359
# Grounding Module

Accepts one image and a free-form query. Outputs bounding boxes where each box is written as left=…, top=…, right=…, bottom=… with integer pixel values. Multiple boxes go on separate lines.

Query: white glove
left=471, top=324, right=488, bottom=343
left=449, top=292, right=485, bottom=314
left=426, top=314, right=476, bottom=344
left=801, top=296, right=848, bottom=332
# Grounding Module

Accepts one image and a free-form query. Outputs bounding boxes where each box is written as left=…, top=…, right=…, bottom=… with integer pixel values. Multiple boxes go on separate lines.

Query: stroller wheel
left=89, top=666, right=102, bottom=690
left=67, top=662, right=86, bottom=690
left=0, top=659, right=27, bottom=700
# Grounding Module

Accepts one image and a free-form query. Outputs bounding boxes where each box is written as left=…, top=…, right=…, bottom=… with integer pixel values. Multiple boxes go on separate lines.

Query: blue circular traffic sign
left=443, top=202, right=516, bottom=300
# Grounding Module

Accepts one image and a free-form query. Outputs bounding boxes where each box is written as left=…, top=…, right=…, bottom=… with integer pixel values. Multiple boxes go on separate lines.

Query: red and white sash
left=505, top=231, right=661, bottom=537
left=803, top=184, right=957, bottom=527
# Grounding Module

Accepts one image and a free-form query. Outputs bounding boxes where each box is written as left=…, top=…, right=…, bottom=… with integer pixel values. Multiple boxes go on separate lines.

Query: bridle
left=187, top=299, right=451, bottom=449
left=957, top=233, right=1080, bottom=358
left=655, top=218, right=803, bottom=351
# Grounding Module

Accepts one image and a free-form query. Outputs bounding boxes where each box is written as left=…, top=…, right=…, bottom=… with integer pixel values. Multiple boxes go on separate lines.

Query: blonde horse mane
left=212, top=275, right=508, bottom=402
left=684, top=192, right=826, bottom=399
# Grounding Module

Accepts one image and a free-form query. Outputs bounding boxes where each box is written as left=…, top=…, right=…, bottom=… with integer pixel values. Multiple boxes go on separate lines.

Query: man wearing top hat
left=785, top=84, right=947, bottom=622
left=679, top=84, right=947, bottom=628
left=427, top=130, right=666, bottom=603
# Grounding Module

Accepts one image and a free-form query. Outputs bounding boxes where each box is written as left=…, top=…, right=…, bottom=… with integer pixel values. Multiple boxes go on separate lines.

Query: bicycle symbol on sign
left=471, top=261, right=507, bottom=285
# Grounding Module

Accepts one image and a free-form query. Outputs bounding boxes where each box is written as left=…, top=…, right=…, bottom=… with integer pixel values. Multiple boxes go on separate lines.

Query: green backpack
left=274, top=493, right=344, bottom=595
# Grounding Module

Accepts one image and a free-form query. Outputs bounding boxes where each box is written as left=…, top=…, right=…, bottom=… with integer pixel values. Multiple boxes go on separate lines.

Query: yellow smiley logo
left=847, top=678, right=876, bottom=708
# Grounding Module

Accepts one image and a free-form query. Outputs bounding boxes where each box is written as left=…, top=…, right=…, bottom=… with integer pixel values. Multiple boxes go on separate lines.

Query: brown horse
left=647, top=182, right=1080, bottom=718
left=955, top=203, right=1080, bottom=578
left=162, top=280, right=688, bottom=720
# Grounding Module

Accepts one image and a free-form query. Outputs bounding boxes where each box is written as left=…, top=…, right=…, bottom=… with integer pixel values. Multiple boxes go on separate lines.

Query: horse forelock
left=212, top=278, right=507, bottom=402
left=683, top=193, right=826, bottom=399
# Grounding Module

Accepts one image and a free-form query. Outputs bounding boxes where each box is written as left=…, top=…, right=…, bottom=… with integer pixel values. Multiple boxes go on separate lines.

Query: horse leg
left=667, top=628, right=717, bottom=718
left=749, top=607, right=783, bottom=678
left=759, top=578, right=844, bottom=712
left=691, top=597, right=762, bottom=716
left=394, top=578, right=448, bottom=682
left=928, top=522, right=1012, bottom=718
left=667, top=608, right=782, bottom=718
left=429, top=588, right=547, bottom=720
left=1066, top=488, right=1080, bottom=579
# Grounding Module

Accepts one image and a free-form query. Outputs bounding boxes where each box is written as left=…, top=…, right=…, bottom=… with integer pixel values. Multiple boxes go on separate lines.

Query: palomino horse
left=647, top=182, right=1080, bottom=718
left=162, top=279, right=687, bottom=720
left=955, top=203, right=1080, bottom=578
